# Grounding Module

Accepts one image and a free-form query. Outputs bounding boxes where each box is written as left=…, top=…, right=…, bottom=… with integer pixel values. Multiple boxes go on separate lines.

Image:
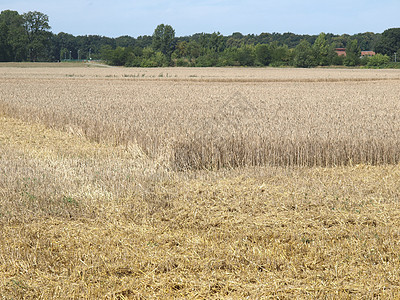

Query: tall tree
left=344, top=39, right=361, bottom=66
left=293, top=40, right=317, bottom=68
left=152, top=24, right=175, bottom=58
left=116, top=35, right=136, bottom=48
left=208, top=32, right=225, bottom=52
left=0, top=10, right=27, bottom=61
left=375, top=28, right=400, bottom=56
left=0, top=20, right=10, bottom=61
left=255, top=44, right=272, bottom=66
left=313, top=33, right=330, bottom=66
left=23, top=11, right=51, bottom=61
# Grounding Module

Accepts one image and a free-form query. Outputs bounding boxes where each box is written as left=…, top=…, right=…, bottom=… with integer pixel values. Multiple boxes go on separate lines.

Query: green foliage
left=352, top=32, right=380, bottom=52
left=255, top=44, right=271, bottom=66
left=270, top=43, right=292, bottom=66
left=122, top=47, right=169, bottom=67
left=195, top=50, right=218, bottom=67
left=59, top=48, right=68, bottom=61
left=186, top=41, right=201, bottom=58
left=375, top=28, right=400, bottom=56
left=115, top=35, right=136, bottom=48
left=100, top=45, right=113, bottom=62
left=23, top=11, right=51, bottom=61
left=383, top=62, right=400, bottom=69
left=344, top=40, right=361, bottom=66
left=0, top=9, right=398, bottom=68
left=215, top=45, right=255, bottom=67
left=108, top=47, right=131, bottom=66
left=293, top=40, right=317, bottom=68
left=152, top=24, right=175, bottom=58
left=359, top=56, right=369, bottom=66
left=0, top=10, right=27, bottom=61
left=198, top=32, right=226, bottom=52
left=236, top=45, right=255, bottom=66
left=313, top=33, right=331, bottom=66
left=331, top=52, right=344, bottom=66
left=217, top=48, right=239, bottom=66
left=175, top=58, right=190, bottom=67
left=367, top=53, right=390, bottom=67
left=0, top=21, right=11, bottom=61
left=173, top=41, right=188, bottom=58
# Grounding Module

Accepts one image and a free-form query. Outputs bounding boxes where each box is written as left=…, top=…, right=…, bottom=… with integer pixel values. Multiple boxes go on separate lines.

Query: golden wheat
left=2, top=64, right=400, bottom=298
left=1, top=66, right=400, bottom=169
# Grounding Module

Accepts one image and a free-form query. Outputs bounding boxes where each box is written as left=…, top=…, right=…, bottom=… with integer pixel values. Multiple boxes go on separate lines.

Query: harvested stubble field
left=1, top=63, right=400, bottom=298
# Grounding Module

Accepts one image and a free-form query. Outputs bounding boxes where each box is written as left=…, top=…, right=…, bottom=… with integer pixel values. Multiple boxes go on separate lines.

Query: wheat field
left=1, top=63, right=400, bottom=298
left=2, top=65, right=400, bottom=169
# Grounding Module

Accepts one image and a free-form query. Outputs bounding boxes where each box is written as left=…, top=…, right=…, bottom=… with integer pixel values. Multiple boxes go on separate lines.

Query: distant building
left=361, top=51, right=376, bottom=57
left=335, top=48, right=347, bottom=56
left=335, top=48, right=376, bottom=58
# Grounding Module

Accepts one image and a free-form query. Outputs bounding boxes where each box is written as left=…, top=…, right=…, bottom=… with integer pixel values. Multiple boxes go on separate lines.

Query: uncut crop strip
left=2, top=65, right=400, bottom=81
left=1, top=70, right=400, bottom=169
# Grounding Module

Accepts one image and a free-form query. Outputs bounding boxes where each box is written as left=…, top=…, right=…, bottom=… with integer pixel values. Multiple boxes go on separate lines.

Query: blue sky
left=1, top=0, right=399, bottom=37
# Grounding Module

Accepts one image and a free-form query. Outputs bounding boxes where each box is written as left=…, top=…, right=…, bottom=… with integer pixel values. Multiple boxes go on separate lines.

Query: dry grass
left=1, top=65, right=400, bottom=298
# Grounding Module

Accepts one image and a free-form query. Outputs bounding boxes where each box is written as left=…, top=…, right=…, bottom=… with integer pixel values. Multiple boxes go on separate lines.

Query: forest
left=1, top=9, right=400, bottom=68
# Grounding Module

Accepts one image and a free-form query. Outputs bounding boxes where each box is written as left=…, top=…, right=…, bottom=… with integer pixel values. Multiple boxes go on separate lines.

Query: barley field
left=1, top=63, right=400, bottom=298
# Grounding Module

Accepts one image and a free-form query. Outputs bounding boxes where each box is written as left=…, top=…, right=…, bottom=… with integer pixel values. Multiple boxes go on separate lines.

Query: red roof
left=335, top=48, right=346, bottom=56
left=361, top=51, right=376, bottom=57
left=335, top=48, right=376, bottom=57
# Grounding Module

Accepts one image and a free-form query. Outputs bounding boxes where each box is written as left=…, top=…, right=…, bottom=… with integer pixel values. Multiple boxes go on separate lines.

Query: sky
left=1, top=0, right=399, bottom=38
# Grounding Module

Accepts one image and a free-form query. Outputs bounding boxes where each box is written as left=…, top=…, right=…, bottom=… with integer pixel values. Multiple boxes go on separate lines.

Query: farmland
left=1, top=63, right=400, bottom=298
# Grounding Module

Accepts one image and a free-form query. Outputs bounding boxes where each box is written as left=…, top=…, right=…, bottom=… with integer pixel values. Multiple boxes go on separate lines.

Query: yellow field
left=1, top=64, right=400, bottom=298
left=2, top=64, right=400, bottom=169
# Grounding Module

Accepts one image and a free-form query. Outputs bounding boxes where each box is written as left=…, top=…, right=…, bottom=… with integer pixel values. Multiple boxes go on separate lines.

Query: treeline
left=103, top=25, right=399, bottom=68
left=1, top=9, right=400, bottom=68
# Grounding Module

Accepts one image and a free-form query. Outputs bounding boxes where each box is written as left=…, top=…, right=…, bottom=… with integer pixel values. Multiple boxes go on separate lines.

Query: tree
left=107, top=46, right=132, bottom=66
left=56, top=32, right=78, bottom=60
left=236, top=44, right=255, bottom=66
left=375, top=28, right=400, bottom=56
left=313, top=33, right=330, bottom=66
left=0, top=21, right=11, bottom=61
left=293, top=40, right=317, bottom=68
left=23, top=11, right=51, bottom=61
left=152, top=24, right=175, bottom=59
left=218, top=48, right=238, bottom=66
left=0, top=10, right=27, bottom=61
left=329, top=43, right=343, bottom=65
left=100, top=45, right=113, bottom=62
left=367, top=53, right=390, bottom=67
left=209, top=32, right=225, bottom=52
left=344, top=39, right=361, bottom=66
left=173, top=41, right=188, bottom=58
left=255, top=44, right=272, bottom=66
left=269, top=42, right=292, bottom=66
left=332, top=34, right=350, bottom=48
left=353, top=32, right=380, bottom=52
left=115, top=35, right=136, bottom=48
left=195, top=49, right=218, bottom=67
left=185, top=40, right=201, bottom=59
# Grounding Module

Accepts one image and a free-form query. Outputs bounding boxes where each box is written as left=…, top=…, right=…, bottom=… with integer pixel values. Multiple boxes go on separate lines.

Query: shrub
left=367, top=53, right=390, bottom=67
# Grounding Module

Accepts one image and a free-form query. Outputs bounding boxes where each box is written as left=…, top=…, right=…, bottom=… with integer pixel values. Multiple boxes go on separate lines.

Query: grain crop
left=1, top=65, right=400, bottom=169
left=1, top=63, right=400, bottom=298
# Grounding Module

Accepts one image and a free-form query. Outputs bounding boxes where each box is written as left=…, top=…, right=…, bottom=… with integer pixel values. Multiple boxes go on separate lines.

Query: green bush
left=367, top=54, right=390, bottom=67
